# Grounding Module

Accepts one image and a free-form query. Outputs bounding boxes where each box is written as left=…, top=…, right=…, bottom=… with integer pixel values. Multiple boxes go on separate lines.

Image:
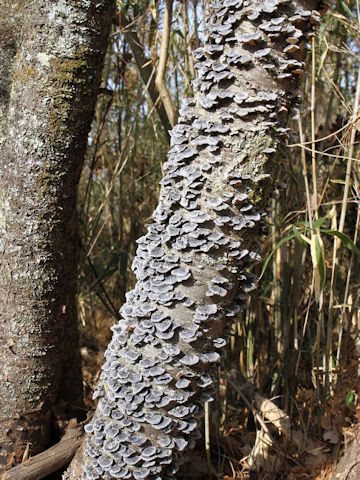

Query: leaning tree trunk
left=0, top=0, right=114, bottom=469
left=66, top=1, right=320, bottom=479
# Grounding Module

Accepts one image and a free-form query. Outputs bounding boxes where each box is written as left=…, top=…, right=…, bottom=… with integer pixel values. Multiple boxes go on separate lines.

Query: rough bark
left=0, top=0, right=114, bottom=469
left=65, top=1, right=321, bottom=479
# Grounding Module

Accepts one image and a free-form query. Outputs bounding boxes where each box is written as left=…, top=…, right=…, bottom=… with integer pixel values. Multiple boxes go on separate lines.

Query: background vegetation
left=77, top=1, right=360, bottom=478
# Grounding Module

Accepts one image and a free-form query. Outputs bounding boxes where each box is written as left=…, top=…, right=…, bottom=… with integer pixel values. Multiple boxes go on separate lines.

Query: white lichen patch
left=37, top=52, right=51, bottom=67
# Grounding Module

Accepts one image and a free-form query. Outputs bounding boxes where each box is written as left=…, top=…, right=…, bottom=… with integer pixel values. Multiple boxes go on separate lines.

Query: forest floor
left=73, top=329, right=360, bottom=480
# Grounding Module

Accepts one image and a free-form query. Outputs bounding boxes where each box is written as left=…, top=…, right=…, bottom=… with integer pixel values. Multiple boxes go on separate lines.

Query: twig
left=155, top=0, right=177, bottom=128
left=119, top=9, right=172, bottom=137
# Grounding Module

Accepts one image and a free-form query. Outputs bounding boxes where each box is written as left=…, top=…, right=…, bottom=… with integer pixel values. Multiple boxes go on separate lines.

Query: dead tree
left=65, top=0, right=321, bottom=478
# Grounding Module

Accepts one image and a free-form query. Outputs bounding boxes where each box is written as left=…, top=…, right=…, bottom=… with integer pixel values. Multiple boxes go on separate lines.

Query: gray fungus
left=80, top=0, right=320, bottom=479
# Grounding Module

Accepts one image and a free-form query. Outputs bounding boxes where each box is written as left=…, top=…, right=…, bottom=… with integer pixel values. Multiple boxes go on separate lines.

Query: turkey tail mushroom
left=65, top=0, right=321, bottom=479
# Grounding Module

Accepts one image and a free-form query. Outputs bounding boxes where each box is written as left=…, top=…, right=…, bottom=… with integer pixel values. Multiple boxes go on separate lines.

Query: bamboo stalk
left=336, top=205, right=360, bottom=366
left=338, top=65, right=360, bottom=235
left=311, top=35, right=318, bottom=220
left=204, top=402, right=212, bottom=478
left=118, top=9, right=172, bottom=136
left=155, top=0, right=177, bottom=128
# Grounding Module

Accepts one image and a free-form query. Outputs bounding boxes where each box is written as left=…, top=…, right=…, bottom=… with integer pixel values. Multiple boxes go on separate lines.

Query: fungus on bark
left=66, top=1, right=321, bottom=479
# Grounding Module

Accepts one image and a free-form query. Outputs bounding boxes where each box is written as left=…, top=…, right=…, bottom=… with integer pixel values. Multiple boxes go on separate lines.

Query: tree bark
left=65, top=1, right=321, bottom=479
left=0, top=0, right=114, bottom=469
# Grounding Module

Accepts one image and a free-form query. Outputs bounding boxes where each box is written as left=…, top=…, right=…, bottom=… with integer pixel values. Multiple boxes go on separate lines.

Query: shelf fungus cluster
left=81, top=1, right=320, bottom=479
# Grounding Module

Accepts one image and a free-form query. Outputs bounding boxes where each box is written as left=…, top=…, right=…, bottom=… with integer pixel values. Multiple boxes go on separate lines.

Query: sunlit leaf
left=340, top=1, right=356, bottom=20
left=346, top=390, right=355, bottom=406
left=292, top=225, right=309, bottom=246
left=312, top=216, right=328, bottom=230
left=321, top=229, right=360, bottom=256
left=296, top=220, right=310, bottom=229
left=330, top=179, right=346, bottom=184
left=296, top=216, right=328, bottom=230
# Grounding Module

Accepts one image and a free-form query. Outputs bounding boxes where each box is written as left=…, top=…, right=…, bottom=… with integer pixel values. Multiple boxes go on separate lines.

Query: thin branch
left=155, top=0, right=177, bottom=128
left=119, top=9, right=172, bottom=138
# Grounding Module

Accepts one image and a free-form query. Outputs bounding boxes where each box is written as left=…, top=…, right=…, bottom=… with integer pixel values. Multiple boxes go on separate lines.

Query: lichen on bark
left=0, top=0, right=115, bottom=468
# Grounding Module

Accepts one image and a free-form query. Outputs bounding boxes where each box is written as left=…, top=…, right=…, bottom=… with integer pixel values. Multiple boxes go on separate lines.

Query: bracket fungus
left=78, top=1, right=320, bottom=479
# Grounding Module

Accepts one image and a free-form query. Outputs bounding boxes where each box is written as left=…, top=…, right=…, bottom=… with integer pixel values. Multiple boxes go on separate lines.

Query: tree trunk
left=0, top=0, right=114, bottom=469
left=65, top=1, right=321, bottom=479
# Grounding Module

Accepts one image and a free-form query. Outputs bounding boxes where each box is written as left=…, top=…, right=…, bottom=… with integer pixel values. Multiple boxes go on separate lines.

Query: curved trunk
left=0, top=0, right=114, bottom=469
left=66, top=1, right=320, bottom=479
